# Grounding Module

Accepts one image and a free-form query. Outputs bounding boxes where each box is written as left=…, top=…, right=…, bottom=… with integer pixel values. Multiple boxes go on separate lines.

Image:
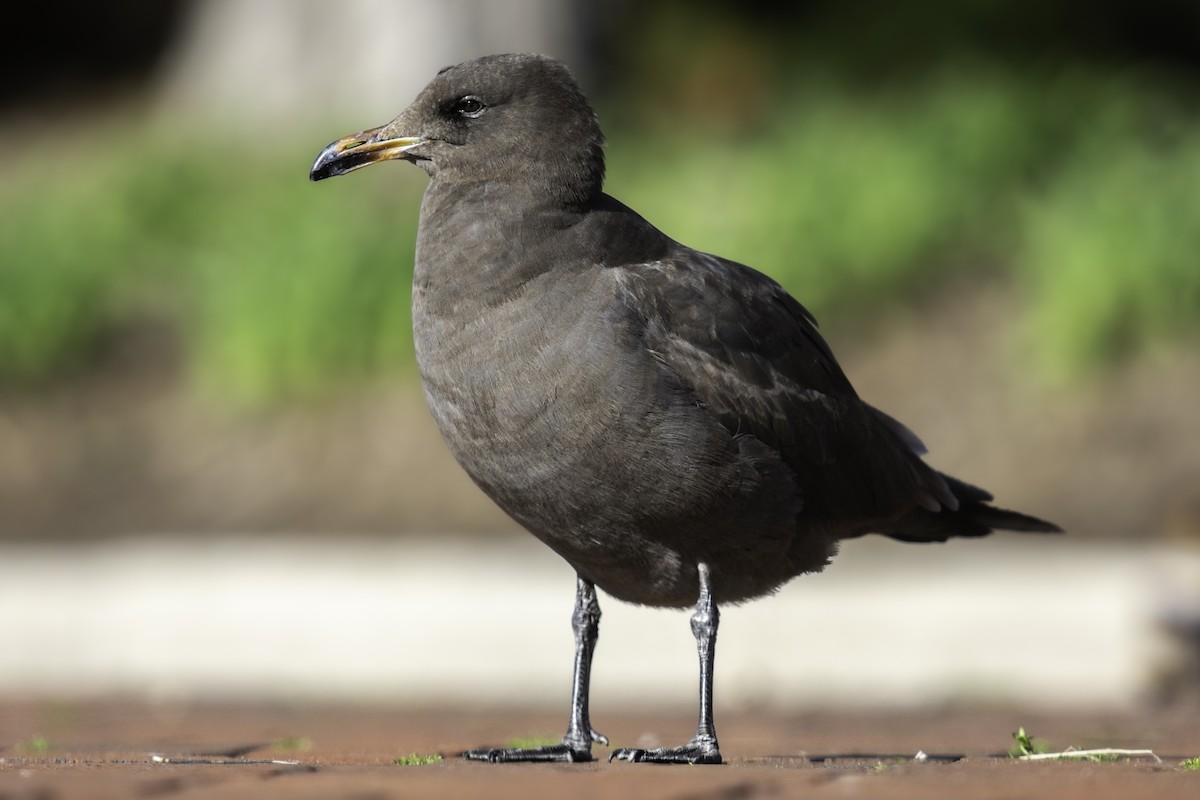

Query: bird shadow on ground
left=755, top=752, right=965, bottom=764
left=186, top=743, right=271, bottom=759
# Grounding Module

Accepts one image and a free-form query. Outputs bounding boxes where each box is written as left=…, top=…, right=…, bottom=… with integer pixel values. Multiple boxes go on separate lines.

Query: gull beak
left=309, top=125, right=424, bottom=181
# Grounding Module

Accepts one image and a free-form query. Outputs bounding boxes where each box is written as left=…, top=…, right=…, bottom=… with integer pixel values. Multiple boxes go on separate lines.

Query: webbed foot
left=461, top=742, right=592, bottom=763
left=610, top=737, right=721, bottom=765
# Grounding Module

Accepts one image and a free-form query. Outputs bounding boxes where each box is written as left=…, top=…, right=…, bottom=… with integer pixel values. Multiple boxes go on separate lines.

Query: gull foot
left=461, top=743, right=593, bottom=763
left=610, top=743, right=722, bottom=765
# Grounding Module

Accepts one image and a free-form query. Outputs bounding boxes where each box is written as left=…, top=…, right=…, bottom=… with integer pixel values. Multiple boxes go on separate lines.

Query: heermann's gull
left=310, top=53, right=1060, bottom=765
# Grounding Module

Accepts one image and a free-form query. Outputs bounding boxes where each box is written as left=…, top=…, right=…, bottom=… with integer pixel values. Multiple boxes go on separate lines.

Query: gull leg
left=462, top=575, right=608, bottom=763
left=564, top=576, right=609, bottom=751
left=611, top=563, right=722, bottom=765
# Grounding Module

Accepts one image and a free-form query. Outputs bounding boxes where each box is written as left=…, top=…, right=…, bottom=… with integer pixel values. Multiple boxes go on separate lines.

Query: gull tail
left=885, top=474, right=1063, bottom=543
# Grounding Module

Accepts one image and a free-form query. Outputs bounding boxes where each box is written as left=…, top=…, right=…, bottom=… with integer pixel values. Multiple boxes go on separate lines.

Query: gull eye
left=453, top=96, right=486, bottom=118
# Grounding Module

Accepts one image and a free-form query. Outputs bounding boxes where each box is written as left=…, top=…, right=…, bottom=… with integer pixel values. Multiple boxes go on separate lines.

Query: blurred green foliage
left=1, top=62, right=1198, bottom=404
left=0, top=134, right=422, bottom=404
left=609, top=66, right=1200, bottom=379
left=1017, top=97, right=1200, bottom=373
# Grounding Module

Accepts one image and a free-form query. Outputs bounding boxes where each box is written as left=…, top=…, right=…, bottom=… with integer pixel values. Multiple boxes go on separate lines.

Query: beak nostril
left=343, top=133, right=378, bottom=152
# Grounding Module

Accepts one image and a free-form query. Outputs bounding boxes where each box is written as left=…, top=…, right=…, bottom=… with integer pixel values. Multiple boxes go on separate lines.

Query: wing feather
left=614, top=248, right=955, bottom=525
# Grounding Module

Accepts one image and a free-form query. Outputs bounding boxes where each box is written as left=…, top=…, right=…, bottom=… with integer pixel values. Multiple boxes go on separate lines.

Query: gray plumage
left=311, top=53, right=1059, bottom=765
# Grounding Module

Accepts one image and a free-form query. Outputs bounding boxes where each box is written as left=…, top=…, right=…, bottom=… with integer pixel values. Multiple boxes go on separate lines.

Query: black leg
left=564, top=575, right=609, bottom=752
left=462, top=575, right=608, bottom=763
left=611, top=562, right=723, bottom=765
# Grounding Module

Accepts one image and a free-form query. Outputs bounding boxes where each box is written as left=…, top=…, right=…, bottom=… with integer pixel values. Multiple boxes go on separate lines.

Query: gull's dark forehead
left=422, top=54, right=569, bottom=103
left=425, top=60, right=514, bottom=103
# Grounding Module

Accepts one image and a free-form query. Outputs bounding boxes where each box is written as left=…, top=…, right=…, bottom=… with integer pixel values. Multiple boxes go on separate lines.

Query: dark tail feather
left=885, top=473, right=1063, bottom=543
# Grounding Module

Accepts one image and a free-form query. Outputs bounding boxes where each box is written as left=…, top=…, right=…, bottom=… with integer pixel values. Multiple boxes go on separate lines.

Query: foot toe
left=609, top=745, right=721, bottom=765
left=461, top=744, right=590, bottom=763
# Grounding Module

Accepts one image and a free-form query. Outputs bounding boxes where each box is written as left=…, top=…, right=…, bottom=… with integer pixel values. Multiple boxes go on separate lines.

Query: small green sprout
left=1087, top=752, right=1120, bottom=763
left=394, top=752, right=443, bottom=766
left=24, top=736, right=50, bottom=753
left=272, top=736, right=312, bottom=751
left=1181, top=757, right=1200, bottom=772
left=1010, top=727, right=1050, bottom=758
left=503, top=735, right=561, bottom=749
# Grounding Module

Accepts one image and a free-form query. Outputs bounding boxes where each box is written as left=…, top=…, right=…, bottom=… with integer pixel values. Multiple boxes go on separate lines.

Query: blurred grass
left=610, top=66, right=1200, bottom=376
left=184, top=152, right=420, bottom=404
left=1016, top=93, right=1200, bottom=374
left=1, top=66, right=1198, bottom=404
left=608, top=68, right=1037, bottom=312
left=0, top=134, right=422, bottom=404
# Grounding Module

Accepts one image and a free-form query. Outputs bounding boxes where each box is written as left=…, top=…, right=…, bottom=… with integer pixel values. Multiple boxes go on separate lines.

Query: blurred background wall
left=2, top=0, right=1199, bottom=706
